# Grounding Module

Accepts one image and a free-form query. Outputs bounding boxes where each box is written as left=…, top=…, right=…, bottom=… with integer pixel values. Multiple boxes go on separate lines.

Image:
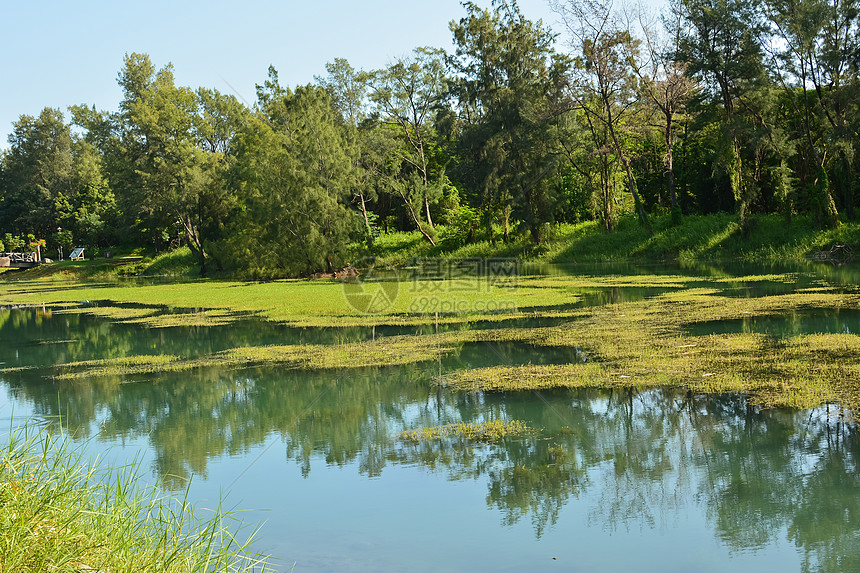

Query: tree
left=316, top=59, right=385, bottom=247
left=551, top=0, right=653, bottom=234
left=673, top=0, right=778, bottom=225
left=315, top=58, right=368, bottom=127
left=113, top=53, right=196, bottom=250
left=556, top=102, right=626, bottom=229
left=216, top=71, right=360, bottom=278
left=0, top=108, right=115, bottom=245
left=0, top=109, right=73, bottom=237
left=366, top=47, right=450, bottom=243
left=111, top=53, right=247, bottom=273
left=765, top=0, right=855, bottom=224
left=62, top=139, right=117, bottom=247
left=633, top=8, right=698, bottom=215
left=449, top=0, right=570, bottom=243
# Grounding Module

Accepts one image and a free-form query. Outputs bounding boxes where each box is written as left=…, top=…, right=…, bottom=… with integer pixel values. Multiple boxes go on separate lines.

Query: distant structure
left=0, top=252, right=40, bottom=268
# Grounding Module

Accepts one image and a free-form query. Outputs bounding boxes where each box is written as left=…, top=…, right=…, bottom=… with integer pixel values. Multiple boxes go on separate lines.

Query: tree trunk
left=179, top=214, right=207, bottom=276
left=484, top=208, right=496, bottom=246
left=665, top=109, right=677, bottom=211
left=397, top=187, right=436, bottom=245
left=358, top=191, right=374, bottom=247
left=424, top=190, right=434, bottom=228
left=602, top=90, right=652, bottom=236
left=837, top=152, right=854, bottom=221
left=607, top=119, right=652, bottom=235
left=601, top=155, right=614, bottom=231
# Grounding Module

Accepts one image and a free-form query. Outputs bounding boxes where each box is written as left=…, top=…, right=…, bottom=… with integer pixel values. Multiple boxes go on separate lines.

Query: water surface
left=2, top=261, right=860, bottom=572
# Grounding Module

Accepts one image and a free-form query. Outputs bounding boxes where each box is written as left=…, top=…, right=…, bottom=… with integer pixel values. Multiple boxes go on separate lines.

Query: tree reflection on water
left=3, top=308, right=860, bottom=572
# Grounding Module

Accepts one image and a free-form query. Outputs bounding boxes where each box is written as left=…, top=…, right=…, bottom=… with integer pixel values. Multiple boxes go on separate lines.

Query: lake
left=2, top=261, right=859, bottom=572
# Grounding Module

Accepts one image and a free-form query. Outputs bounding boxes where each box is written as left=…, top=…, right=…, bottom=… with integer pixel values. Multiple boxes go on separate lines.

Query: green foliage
left=450, top=0, right=570, bottom=244
left=0, top=108, right=116, bottom=246
left=315, top=58, right=367, bottom=126
left=214, top=76, right=360, bottom=278
left=0, top=109, right=73, bottom=237
left=116, top=54, right=226, bottom=268
left=2, top=233, right=25, bottom=252
left=26, top=235, right=46, bottom=253
left=140, top=246, right=199, bottom=278
left=445, top=205, right=481, bottom=247
left=365, top=47, right=451, bottom=244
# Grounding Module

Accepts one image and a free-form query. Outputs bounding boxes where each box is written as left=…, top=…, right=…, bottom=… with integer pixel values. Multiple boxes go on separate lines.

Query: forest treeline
left=1, top=0, right=859, bottom=277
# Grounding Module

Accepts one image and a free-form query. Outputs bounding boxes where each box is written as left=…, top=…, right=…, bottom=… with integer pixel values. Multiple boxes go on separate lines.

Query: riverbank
left=4, top=213, right=859, bottom=283
left=370, top=213, right=860, bottom=266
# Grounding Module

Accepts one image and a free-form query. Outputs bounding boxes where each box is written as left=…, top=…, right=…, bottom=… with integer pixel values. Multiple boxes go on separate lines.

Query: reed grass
left=0, top=422, right=269, bottom=572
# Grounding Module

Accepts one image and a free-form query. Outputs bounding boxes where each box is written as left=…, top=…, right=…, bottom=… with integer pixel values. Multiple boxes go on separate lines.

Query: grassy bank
left=6, top=247, right=202, bottom=282
left=372, top=213, right=860, bottom=266
left=5, top=214, right=858, bottom=283
left=0, top=423, right=267, bottom=572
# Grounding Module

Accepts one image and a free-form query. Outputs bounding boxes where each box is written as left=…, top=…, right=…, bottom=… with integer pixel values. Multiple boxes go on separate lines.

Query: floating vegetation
left=54, top=305, right=158, bottom=321
left=54, top=305, right=241, bottom=327
left=397, top=420, right=532, bottom=443
left=219, top=335, right=459, bottom=369
left=52, top=335, right=468, bottom=380
left=7, top=269, right=860, bottom=412
left=0, top=365, right=37, bottom=374
left=127, top=309, right=239, bottom=328
left=440, top=331, right=848, bottom=411
left=55, top=354, right=184, bottom=379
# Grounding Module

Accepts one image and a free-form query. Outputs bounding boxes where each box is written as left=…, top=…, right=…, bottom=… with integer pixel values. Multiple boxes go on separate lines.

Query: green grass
left=0, top=267, right=817, bottom=328
left=371, top=213, right=860, bottom=266
left=140, top=247, right=201, bottom=279
left=371, top=224, right=540, bottom=266
left=1, top=247, right=203, bottom=283
left=0, top=273, right=576, bottom=327
left=0, top=423, right=268, bottom=572
left=4, top=213, right=859, bottom=284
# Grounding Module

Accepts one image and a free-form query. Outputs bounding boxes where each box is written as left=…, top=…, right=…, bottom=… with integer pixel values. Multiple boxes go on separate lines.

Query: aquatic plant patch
left=5, top=270, right=860, bottom=412
left=397, top=420, right=532, bottom=443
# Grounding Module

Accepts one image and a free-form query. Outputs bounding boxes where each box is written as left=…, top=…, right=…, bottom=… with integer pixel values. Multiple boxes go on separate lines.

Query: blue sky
left=1, top=0, right=669, bottom=149
left=1, top=0, right=569, bottom=148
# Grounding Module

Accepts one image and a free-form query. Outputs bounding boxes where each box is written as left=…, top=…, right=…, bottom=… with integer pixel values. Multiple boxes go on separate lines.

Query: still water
left=2, top=262, right=860, bottom=572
